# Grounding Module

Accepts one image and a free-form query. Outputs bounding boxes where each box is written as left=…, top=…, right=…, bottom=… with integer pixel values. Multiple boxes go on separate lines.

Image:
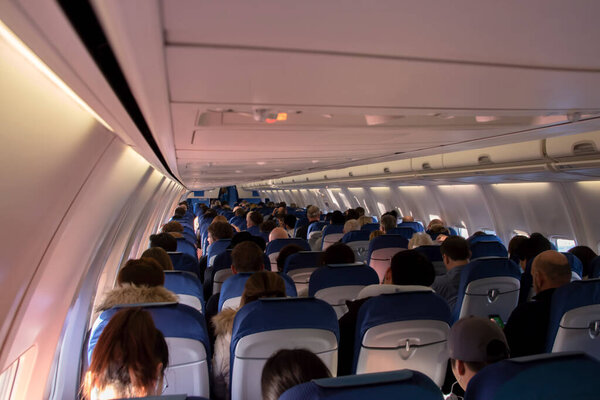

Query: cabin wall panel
left=397, top=186, right=441, bottom=225
left=435, top=185, right=494, bottom=235
left=562, top=181, right=600, bottom=250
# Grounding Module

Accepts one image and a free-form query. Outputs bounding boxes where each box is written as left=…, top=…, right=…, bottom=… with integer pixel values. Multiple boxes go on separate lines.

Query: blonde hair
left=408, top=232, right=434, bottom=249
left=357, top=216, right=372, bottom=227
left=241, top=272, right=286, bottom=306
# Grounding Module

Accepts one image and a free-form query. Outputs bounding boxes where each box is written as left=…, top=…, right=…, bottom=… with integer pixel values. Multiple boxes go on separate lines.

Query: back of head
left=428, top=224, right=450, bottom=236
left=230, top=231, right=266, bottom=251
left=330, top=210, right=345, bottom=225
left=355, top=206, right=365, bottom=217
left=440, top=236, right=471, bottom=261
left=117, top=258, right=165, bottom=287
left=212, top=215, right=228, bottom=224
left=203, top=208, right=217, bottom=219
left=343, top=219, right=360, bottom=233
left=276, top=244, right=304, bottom=272
left=402, top=215, right=415, bottom=222
left=357, top=215, right=372, bottom=226
left=84, top=308, right=168, bottom=398
left=149, top=233, right=177, bottom=252
left=508, top=235, right=528, bottom=257
left=260, top=220, right=277, bottom=234
left=232, top=241, right=264, bottom=273
left=284, top=214, right=297, bottom=229
left=306, top=205, right=320, bottom=220
left=568, top=246, right=597, bottom=277
left=408, top=232, right=434, bottom=249
left=369, top=230, right=383, bottom=241
left=389, top=250, right=435, bottom=286
left=269, top=227, right=289, bottom=241
left=234, top=207, right=246, bottom=217
left=516, top=232, right=552, bottom=261
left=208, top=221, right=234, bottom=241
left=162, top=221, right=184, bottom=233
left=141, top=247, right=173, bottom=271
left=174, top=206, right=186, bottom=218
left=532, top=250, right=571, bottom=288
left=261, top=349, right=331, bottom=400
left=322, top=243, right=355, bottom=265
left=247, top=211, right=264, bottom=226
left=345, top=209, right=360, bottom=221
left=380, top=214, right=396, bottom=232
left=427, top=218, right=444, bottom=230
left=240, top=271, right=286, bottom=306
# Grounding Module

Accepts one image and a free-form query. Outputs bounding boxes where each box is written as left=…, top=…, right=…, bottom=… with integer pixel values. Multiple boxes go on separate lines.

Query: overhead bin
left=546, top=131, right=600, bottom=158
left=443, top=141, right=543, bottom=169
left=411, top=155, right=444, bottom=171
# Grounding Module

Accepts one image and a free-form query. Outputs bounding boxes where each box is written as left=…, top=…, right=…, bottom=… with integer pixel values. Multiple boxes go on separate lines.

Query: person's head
left=283, top=214, right=297, bottom=230
left=428, top=224, right=450, bottom=236
left=149, top=233, right=177, bottom=252
left=568, top=246, right=598, bottom=278
left=240, top=271, right=286, bottom=306
left=260, top=220, right=277, bottom=234
left=408, top=232, right=434, bottom=249
left=83, top=308, right=168, bottom=399
left=276, top=213, right=286, bottom=228
left=345, top=209, right=360, bottom=221
left=427, top=218, right=444, bottom=230
left=514, top=233, right=552, bottom=271
left=246, top=211, right=264, bottom=227
left=343, top=219, right=360, bottom=234
left=207, top=222, right=234, bottom=245
left=173, top=206, right=186, bottom=219
left=269, top=227, right=289, bottom=242
left=380, top=214, right=396, bottom=233
left=531, top=250, right=571, bottom=293
left=231, top=241, right=264, bottom=274
left=306, top=205, right=320, bottom=222
left=440, top=236, right=471, bottom=269
left=369, top=230, right=383, bottom=241
left=508, top=235, right=528, bottom=258
left=117, top=258, right=165, bottom=287
left=385, top=250, right=435, bottom=286
left=234, top=207, right=246, bottom=217
left=203, top=208, right=217, bottom=219
left=276, top=244, right=304, bottom=273
left=357, top=215, right=372, bottom=227
left=448, top=316, right=510, bottom=390
left=261, top=349, right=331, bottom=400
left=330, top=211, right=345, bottom=225
left=402, top=215, right=415, bottom=223
left=322, top=243, right=355, bottom=265
left=355, top=206, right=365, bottom=217
left=212, top=215, right=228, bottom=224
left=140, top=247, right=173, bottom=271
left=178, top=201, right=188, bottom=209
left=161, top=221, right=184, bottom=233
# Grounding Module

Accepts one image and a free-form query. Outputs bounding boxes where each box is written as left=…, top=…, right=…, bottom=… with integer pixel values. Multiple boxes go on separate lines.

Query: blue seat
left=562, top=252, right=583, bottom=279
left=342, top=230, right=371, bottom=263
left=206, top=239, right=231, bottom=268
left=467, top=233, right=503, bottom=245
left=453, top=257, right=522, bottom=323
left=218, top=272, right=297, bottom=311
left=209, top=251, right=272, bottom=295
left=592, top=256, right=600, bottom=278
left=341, top=230, right=371, bottom=243
left=283, top=251, right=323, bottom=293
left=307, top=221, right=328, bottom=238
left=246, top=225, right=261, bottom=237
left=321, top=224, right=345, bottom=250
left=367, top=235, right=409, bottom=282
left=176, top=237, right=198, bottom=259
left=169, top=252, right=201, bottom=278
left=398, top=221, right=424, bottom=232
left=294, top=217, right=309, bottom=236
left=354, top=291, right=451, bottom=386
left=309, top=264, right=379, bottom=318
left=414, top=245, right=445, bottom=275
left=88, top=303, right=211, bottom=398
left=279, top=370, right=443, bottom=400
left=164, top=270, right=204, bottom=312
left=230, top=297, right=339, bottom=400
left=265, top=238, right=310, bottom=266
left=464, top=352, right=600, bottom=400
left=470, top=240, right=508, bottom=260
left=389, top=226, right=417, bottom=240
left=546, top=279, right=600, bottom=356
left=360, top=223, right=380, bottom=233
left=229, top=216, right=247, bottom=231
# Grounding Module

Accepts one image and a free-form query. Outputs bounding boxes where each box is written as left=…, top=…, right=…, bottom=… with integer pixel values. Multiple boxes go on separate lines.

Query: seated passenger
left=276, top=244, right=304, bottom=273
left=408, top=232, right=434, bottom=249
left=427, top=218, right=445, bottom=231
left=401, top=215, right=415, bottom=222
left=508, top=235, right=528, bottom=263
left=503, top=250, right=571, bottom=358
left=568, top=245, right=597, bottom=278
left=330, top=210, right=345, bottom=225
left=245, top=210, right=264, bottom=236
left=149, top=232, right=177, bottom=252
left=261, top=349, right=331, bottom=400
left=295, top=205, right=320, bottom=239
left=369, top=230, right=383, bottom=241
left=212, top=271, right=286, bottom=400
left=207, top=222, right=234, bottom=246
left=357, top=215, right=372, bottom=227
left=269, top=227, right=289, bottom=241
left=283, top=214, right=297, bottom=237
left=428, top=224, right=451, bottom=242
left=172, top=206, right=187, bottom=220
left=345, top=208, right=360, bottom=221
left=161, top=220, right=185, bottom=239
left=448, top=316, right=509, bottom=393
left=343, top=219, right=360, bottom=234
left=83, top=308, right=169, bottom=399
left=513, top=233, right=552, bottom=303
left=355, top=206, right=365, bottom=217
left=431, top=236, right=471, bottom=310
left=379, top=214, right=396, bottom=234
left=321, top=242, right=355, bottom=265
left=141, top=247, right=174, bottom=271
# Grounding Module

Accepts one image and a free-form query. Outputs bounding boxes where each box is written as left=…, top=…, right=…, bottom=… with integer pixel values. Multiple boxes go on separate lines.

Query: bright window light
left=554, top=238, right=577, bottom=252
left=512, top=230, right=529, bottom=238
left=377, top=202, right=387, bottom=215
left=455, top=227, right=469, bottom=239
left=481, top=228, right=497, bottom=235
left=428, top=214, right=441, bottom=222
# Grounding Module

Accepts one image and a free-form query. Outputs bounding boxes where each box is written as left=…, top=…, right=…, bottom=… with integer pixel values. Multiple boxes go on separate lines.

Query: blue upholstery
left=562, top=252, right=583, bottom=278
left=470, top=240, right=508, bottom=260
left=321, top=224, right=345, bottom=245
left=283, top=251, right=323, bottom=273
left=294, top=217, right=309, bottom=236
left=354, top=292, right=451, bottom=371
left=414, top=245, right=443, bottom=262
left=546, top=279, right=600, bottom=351
left=464, top=352, right=600, bottom=400
left=398, top=221, right=424, bottom=232
left=169, top=252, right=200, bottom=278
left=447, top=227, right=458, bottom=236
left=246, top=225, right=261, bottom=237
left=279, top=370, right=443, bottom=400
left=367, top=235, right=409, bottom=264
left=229, top=216, right=247, bottom=231
left=211, top=250, right=271, bottom=273
left=308, top=264, right=379, bottom=296
left=453, top=257, right=521, bottom=322
left=360, top=223, right=380, bottom=233
left=206, top=239, right=231, bottom=267
left=164, top=270, right=204, bottom=303
left=592, top=256, right=600, bottom=278
left=218, top=272, right=298, bottom=311
left=467, top=234, right=503, bottom=245
left=308, top=221, right=328, bottom=236
left=341, top=230, right=371, bottom=243
left=389, top=226, right=417, bottom=240
left=176, top=237, right=197, bottom=259
left=265, top=238, right=311, bottom=256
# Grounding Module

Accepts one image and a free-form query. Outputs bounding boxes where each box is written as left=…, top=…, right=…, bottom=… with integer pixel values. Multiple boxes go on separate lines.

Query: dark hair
left=345, top=209, right=360, bottom=221
left=141, top=247, right=173, bottom=271
left=248, top=211, right=264, bottom=226
left=241, top=271, right=286, bottom=306
left=330, top=211, right=345, bottom=225
left=117, top=258, right=165, bottom=287
left=440, top=236, right=471, bottom=261
left=283, top=214, right=297, bottom=229
left=508, top=235, right=528, bottom=257
left=450, top=339, right=509, bottom=373
left=208, top=221, right=234, bottom=241
left=260, top=220, right=277, bottom=234
left=568, top=246, right=597, bottom=278
left=515, top=233, right=551, bottom=261
left=149, top=233, right=177, bottom=252
left=174, top=206, right=187, bottom=218
left=83, top=308, right=168, bottom=398
left=232, top=241, right=264, bottom=272
left=230, top=231, right=267, bottom=251
left=276, top=244, right=304, bottom=272
left=355, top=206, right=365, bottom=217
left=390, top=250, right=435, bottom=286
left=380, top=214, right=396, bottom=232
left=203, top=208, right=218, bottom=219
left=261, top=349, right=331, bottom=400
left=162, top=220, right=184, bottom=233
left=234, top=208, right=246, bottom=217
left=322, top=243, right=355, bottom=265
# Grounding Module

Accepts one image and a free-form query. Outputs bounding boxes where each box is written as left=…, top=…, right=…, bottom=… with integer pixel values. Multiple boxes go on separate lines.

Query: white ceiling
left=91, top=0, right=600, bottom=188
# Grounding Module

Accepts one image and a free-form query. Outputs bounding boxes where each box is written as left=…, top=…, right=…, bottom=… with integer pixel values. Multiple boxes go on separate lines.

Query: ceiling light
left=276, top=112, right=287, bottom=121
left=235, top=170, right=242, bottom=173
left=256, top=161, right=266, bottom=165
left=311, top=160, right=319, bottom=163
left=475, top=116, right=498, bottom=123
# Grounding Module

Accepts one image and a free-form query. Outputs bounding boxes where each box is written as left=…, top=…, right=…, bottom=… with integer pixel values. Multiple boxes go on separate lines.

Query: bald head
left=532, top=250, right=571, bottom=293
left=402, top=215, right=415, bottom=222
left=269, top=227, right=289, bottom=241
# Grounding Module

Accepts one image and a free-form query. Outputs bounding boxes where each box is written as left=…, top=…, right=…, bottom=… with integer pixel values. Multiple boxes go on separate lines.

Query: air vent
left=478, top=155, right=492, bottom=165
left=348, top=171, right=354, bottom=177
left=422, top=162, right=432, bottom=170
left=573, top=141, right=597, bottom=155
left=306, top=177, right=309, bottom=181
left=383, top=167, right=391, bottom=173
left=292, top=179, right=295, bottom=182
left=324, top=175, right=328, bottom=179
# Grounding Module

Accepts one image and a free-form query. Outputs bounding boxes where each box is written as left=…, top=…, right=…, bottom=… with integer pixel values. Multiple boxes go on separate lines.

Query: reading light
left=276, top=112, right=287, bottom=121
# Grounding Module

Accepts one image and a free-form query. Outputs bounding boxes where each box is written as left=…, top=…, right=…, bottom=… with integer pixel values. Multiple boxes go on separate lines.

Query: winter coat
left=211, top=307, right=238, bottom=400
left=95, top=284, right=178, bottom=312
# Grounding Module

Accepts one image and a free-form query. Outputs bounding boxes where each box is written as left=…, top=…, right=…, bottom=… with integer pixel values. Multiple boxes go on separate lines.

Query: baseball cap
left=448, top=316, right=509, bottom=363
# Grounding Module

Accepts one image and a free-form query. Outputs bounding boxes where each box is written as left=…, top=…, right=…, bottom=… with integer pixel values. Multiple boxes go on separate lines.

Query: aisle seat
left=164, top=270, right=204, bottom=312
left=367, top=235, right=409, bottom=283
left=321, top=224, right=345, bottom=250
left=219, top=272, right=297, bottom=311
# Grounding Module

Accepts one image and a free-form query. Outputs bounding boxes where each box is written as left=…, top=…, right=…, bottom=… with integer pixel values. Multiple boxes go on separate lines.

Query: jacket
left=95, top=284, right=179, bottom=312
left=211, top=307, right=238, bottom=400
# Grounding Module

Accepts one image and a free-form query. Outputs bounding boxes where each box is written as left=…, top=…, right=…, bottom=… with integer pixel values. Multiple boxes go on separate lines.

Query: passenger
left=357, top=215, right=372, bottom=227
left=355, top=206, right=365, bottom=217
left=261, top=349, right=331, bottom=400
left=83, top=308, right=169, bottom=399
left=161, top=220, right=184, bottom=239
left=172, top=206, right=187, bottom=219
left=568, top=245, right=597, bottom=278
left=428, top=224, right=451, bottom=242
left=330, top=210, right=345, bottom=225
left=212, top=215, right=229, bottom=224
left=431, top=236, right=471, bottom=310
left=246, top=211, right=264, bottom=236
left=337, top=249, right=435, bottom=375
left=212, top=271, right=286, bottom=400
left=149, top=232, right=177, bottom=252
left=295, top=205, right=320, bottom=239
left=503, top=250, right=571, bottom=357
left=345, top=208, right=360, bottom=221
left=408, top=232, right=434, bottom=249
left=283, top=214, right=297, bottom=237
left=141, top=247, right=174, bottom=270
left=448, top=316, right=509, bottom=392
left=369, top=230, right=383, bottom=241
left=259, top=220, right=277, bottom=237
left=513, top=232, right=552, bottom=303
left=401, top=215, right=415, bottom=222
left=379, top=214, right=396, bottom=234
left=343, top=219, right=360, bottom=234
left=507, top=235, right=528, bottom=263
left=384, top=210, right=399, bottom=219
left=276, top=244, right=304, bottom=273
left=269, top=227, right=289, bottom=241
left=321, top=243, right=355, bottom=265
left=427, top=218, right=445, bottom=230
left=207, top=221, right=234, bottom=246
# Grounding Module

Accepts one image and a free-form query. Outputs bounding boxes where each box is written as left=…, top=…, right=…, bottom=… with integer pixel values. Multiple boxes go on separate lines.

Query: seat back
left=388, top=226, right=416, bottom=240
left=293, top=217, right=309, bottom=236
left=547, top=279, right=600, bottom=357
left=360, top=223, right=380, bottom=233
left=470, top=240, right=508, bottom=260
left=321, top=224, right=345, bottom=250
left=465, top=352, right=600, bottom=400
left=207, top=239, right=231, bottom=268
left=164, top=271, right=204, bottom=312
left=283, top=251, right=323, bottom=294
left=398, top=221, right=425, bottom=232
left=591, top=256, right=600, bottom=278
left=219, top=272, right=298, bottom=311
left=562, top=252, right=583, bottom=279
left=176, top=237, right=198, bottom=260
left=341, top=230, right=371, bottom=244
left=230, top=298, right=339, bottom=400
left=467, top=234, right=503, bottom=245
left=309, top=264, right=379, bottom=318
left=414, top=245, right=445, bottom=275
left=357, top=284, right=433, bottom=299
left=307, top=221, right=328, bottom=238
left=341, top=231, right=371, bottom=262
left=265, top=238, right=311, bottom=266
left=354, top=292, right=451, bottom=386
left=367, top=235, right=409, bottom=282
left=454, top=257, right=522, bottom=323
left=229, top=216, right=247, bottom=231
left=169, top=252, right=200, bottom=278
left=279, top=370, right=443, bottom=400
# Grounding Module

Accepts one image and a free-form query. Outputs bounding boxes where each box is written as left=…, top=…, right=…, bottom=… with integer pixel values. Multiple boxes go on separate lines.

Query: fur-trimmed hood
left=211, top=307, right=238, bottom=337
left=96, top=284, right=179, bottom=312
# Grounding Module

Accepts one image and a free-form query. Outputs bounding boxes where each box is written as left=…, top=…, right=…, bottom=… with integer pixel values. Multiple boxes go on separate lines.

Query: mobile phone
left=489, top=314, right=505, bottom=329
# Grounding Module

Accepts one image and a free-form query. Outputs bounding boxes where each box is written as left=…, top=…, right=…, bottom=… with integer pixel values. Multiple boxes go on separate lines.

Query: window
left=512, top=230, right=529, bottom=238
left=0, top=358, right=19, bottom=399
left=481, top=228, right=497, bottom=235
left=551, top=237, right=577, bottom=252
left=428, top=214, right=441, bottom=222
left=454, top=227, right=469, bottom=239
